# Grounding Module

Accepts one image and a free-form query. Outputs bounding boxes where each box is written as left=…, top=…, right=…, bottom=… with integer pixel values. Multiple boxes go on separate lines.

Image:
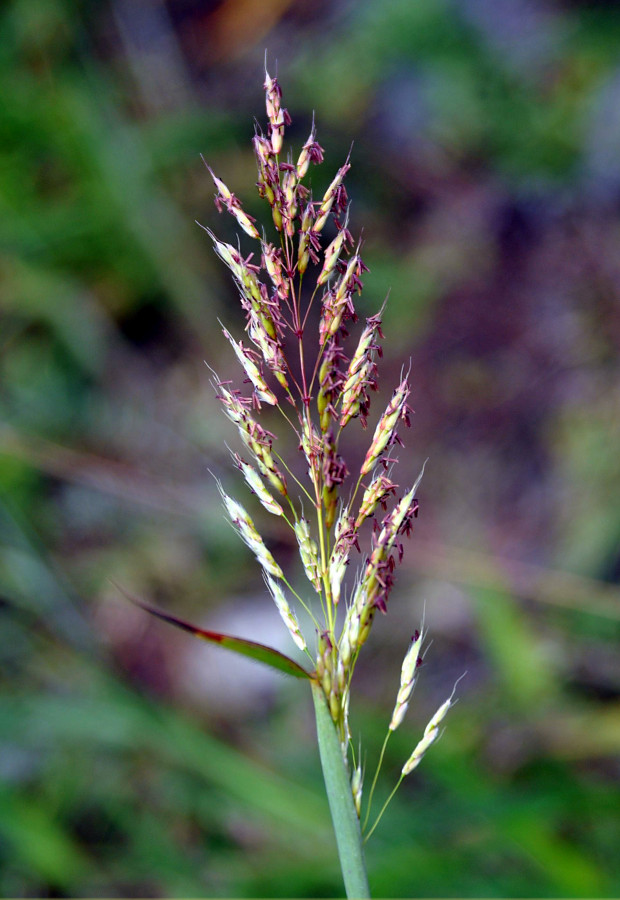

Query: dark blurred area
left=1, top=0, right=620, bottom=896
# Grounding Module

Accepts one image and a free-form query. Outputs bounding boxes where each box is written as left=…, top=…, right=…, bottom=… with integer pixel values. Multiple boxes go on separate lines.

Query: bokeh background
left=2, top=0, right=620, bottom=896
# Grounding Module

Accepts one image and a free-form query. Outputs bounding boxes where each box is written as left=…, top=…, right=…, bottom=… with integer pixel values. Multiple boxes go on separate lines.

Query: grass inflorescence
left=146, top=64, right=460, bottom=896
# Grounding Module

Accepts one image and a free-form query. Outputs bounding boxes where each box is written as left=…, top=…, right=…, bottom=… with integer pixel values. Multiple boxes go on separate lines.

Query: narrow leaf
left=113, top=583, right=311, bottom=679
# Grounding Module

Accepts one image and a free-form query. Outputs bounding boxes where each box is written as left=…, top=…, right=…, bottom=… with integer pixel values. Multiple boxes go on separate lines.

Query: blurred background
left=1, top=0, right=620, bottom=896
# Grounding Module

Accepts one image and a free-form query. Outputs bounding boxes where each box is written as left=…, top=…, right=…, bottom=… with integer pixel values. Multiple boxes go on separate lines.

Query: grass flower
left=132, top=65, right=459, bottom=899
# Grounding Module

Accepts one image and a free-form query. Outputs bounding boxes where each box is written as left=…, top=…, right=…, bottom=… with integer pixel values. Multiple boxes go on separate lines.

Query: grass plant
left=130, top=66, right=458, bottom=898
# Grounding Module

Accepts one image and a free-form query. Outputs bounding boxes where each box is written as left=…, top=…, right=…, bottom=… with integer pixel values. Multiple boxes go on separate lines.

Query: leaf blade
left=113, top=583, right=312, bottom=679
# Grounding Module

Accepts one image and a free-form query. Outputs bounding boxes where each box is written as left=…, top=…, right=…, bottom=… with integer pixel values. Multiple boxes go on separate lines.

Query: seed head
left=201, top=72, right=440, bottom=765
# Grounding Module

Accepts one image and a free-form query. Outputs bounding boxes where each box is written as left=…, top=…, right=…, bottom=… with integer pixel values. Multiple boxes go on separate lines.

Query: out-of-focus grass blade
left=472, top=583, right=557, bottom=707
left=114, top=583, right=312, bottom=679
left=0, top=681, right=331, bottom=842
left=0, top=784, right=88, bottom=887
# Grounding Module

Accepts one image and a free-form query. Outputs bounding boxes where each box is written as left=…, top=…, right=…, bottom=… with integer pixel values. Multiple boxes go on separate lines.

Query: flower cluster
left=203, top=67, right=456, bottom=825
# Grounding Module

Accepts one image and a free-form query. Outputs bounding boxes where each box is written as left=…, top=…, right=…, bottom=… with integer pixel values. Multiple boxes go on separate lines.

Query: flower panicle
left=202, top=74, right=444, bottom=812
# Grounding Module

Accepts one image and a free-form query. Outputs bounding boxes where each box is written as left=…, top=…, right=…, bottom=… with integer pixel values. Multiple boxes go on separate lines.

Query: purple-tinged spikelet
left=200, top=72, right=456, bottom=810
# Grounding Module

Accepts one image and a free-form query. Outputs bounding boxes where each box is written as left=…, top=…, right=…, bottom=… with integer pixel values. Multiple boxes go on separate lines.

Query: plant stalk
left=311, top=680, right=370, bottom=898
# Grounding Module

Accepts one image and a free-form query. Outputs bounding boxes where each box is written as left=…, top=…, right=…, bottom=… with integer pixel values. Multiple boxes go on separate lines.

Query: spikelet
left=401, top=688, right=457, bottom=776
left=264, top=574, right=307, bottom=652
left=218, top=484, right=283, bottom=579
left=217, top=383, right=288, bottom=497
left=314, top=156, right=351, bottom=233
left=340, top=308, right=383, bottom=429
left=329, top=506, right=354, bottom=606
left=389, top=629, right=424, bottom=731
left=296, top=119, right=324, bottom=178
left=233, top=453, right=283, bottom=516
left=221, top=324, right=277, bottom=406
left=294, top=518, right=322, bottom=593
left=317, top=209, right=351, bottom=286
left=355, top=472, right=397, bottom=528
left=351, top=762, right=363, bottom=817
left=360, top=376, right=411, bottom=476
left=204, top=159, right=260, bottom=239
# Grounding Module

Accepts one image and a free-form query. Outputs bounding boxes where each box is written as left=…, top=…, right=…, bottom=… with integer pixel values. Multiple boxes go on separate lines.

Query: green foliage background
left=1, top=0, right=620, bottom=896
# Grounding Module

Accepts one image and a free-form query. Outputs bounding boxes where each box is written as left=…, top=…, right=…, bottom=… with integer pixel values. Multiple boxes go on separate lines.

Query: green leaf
left=114, top=583, right=311, bottom=680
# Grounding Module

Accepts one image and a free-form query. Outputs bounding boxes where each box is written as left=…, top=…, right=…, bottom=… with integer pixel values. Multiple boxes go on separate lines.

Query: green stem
left=362, top=730, right=391, bottom=832
left=311, top=680, right=370, bottom=898
left=364, top=775, right=403, bottom=843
